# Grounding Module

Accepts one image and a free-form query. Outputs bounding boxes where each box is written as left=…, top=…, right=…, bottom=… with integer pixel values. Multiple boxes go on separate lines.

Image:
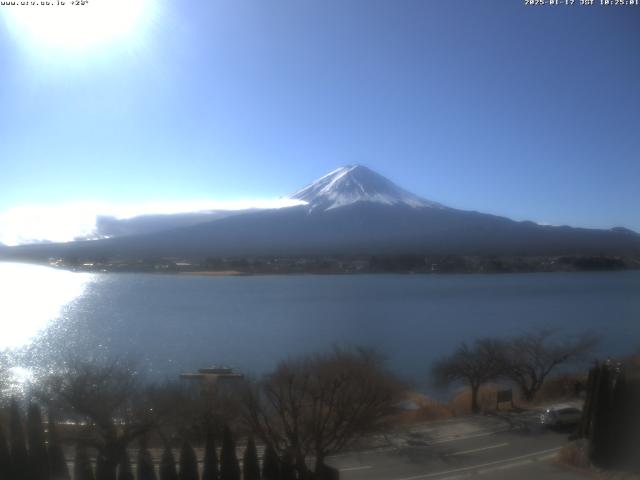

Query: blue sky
left=0, top=0, right=639, bottom=243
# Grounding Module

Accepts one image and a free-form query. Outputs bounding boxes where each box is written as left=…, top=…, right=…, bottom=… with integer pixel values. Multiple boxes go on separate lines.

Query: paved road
left=327, top=412, right=586, bottom=480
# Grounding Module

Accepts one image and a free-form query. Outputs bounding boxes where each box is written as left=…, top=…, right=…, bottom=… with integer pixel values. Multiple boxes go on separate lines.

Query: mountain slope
left=88, top=210, right=254, bottom=239
left=291, top=165, right=442, bottom=211
left=2, top=166, right=639, bottom=261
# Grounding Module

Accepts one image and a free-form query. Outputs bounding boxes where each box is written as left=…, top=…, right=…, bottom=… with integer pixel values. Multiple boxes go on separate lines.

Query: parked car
left=540, top=405, right=582, bottom=428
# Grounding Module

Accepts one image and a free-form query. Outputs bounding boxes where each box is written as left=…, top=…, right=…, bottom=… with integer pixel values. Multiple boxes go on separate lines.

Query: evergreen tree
left=629, top=377, right=640, bottom=472
left=261, top=444, right=279, bottom=480
left=178, top=441, right=198, bottom=480
left=219, top=426, right=240, bottom=480
left=577, top=365, right=598, bottom=439
left=73, top=444, right=95, bottom=480
left=96, top=454, right=106, bottom=480
left=136, top=445, right=157, bottom=480
left=242, top=437, right=260, bottom=480
left=278, top=453, right=295, bottom=480
left=610, top=369, right=635, bottom=469
left=581, top=361, right=640, bottom=473
left=47, top=414, right=70, bottom=480
left=589, top=363, right=613, bottom=467
left=117, top=450, right=134, bottom=480
left=202, top=431, right=219, bottom=480
left=159, top=447, right=178, bottom=480
left=27, top=403, right=50, bottom=480
left=9, top=399, right=30, bottom=480
left=0, top=426, right=13, bottom=479
left=96, top=452, right=116, bottom=480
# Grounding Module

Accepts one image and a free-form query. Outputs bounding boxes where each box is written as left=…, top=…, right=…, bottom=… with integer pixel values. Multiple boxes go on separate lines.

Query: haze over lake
left=3, top=262, right=639, bottom=387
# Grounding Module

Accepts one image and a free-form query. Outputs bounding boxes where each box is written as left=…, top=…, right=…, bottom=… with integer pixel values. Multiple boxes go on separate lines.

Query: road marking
left=409, top=420, right=502, bottom=434
left=339, top=465, right=372, bottom=472
left=477, top=458, right=532, bottom=474
left=470, top=455, right=559, bottom=478
left=390, top=446, right=562, bottom=480
left=447, top=442, right=509, bottom=456
left=428, top=429, right=509, bottom=445
left=435, top=475, right=470, bottom=480
left=329, top=446, right=396, bottom=459
left=330, top=428, right=509, bottom=460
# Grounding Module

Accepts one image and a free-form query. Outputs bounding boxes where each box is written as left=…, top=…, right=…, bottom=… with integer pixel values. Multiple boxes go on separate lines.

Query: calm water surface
left=1, top=262, right=639, bottom=387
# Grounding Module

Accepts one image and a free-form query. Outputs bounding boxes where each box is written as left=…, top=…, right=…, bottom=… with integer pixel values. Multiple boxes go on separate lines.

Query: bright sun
left=2, top=0, right=152, bottom=53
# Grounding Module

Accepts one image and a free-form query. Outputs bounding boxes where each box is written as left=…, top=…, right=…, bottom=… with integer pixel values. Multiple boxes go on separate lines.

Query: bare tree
left=39, top=359, right=155, bottom=479
left=142, top=381, right=201, bottom=442
left=502, top=330, right=598, bottom=401
left=431, top=338, right=506, bottom=413
left=242, top=347, right=404, bottom=477
left=0, top=350, right=16, bottom=403
left=143, top=378, right=242, bottom=444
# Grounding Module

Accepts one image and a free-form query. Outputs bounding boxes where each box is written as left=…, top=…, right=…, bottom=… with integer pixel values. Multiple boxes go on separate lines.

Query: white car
left=540, top=405, right=582, bottom=428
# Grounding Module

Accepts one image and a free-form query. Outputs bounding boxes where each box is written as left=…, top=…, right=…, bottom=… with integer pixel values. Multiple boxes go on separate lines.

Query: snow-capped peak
left=290, top=165, right=443, bottom=211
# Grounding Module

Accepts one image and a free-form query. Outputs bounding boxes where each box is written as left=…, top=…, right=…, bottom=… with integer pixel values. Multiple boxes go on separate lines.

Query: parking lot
left=328, top=411, right=586, bottom=480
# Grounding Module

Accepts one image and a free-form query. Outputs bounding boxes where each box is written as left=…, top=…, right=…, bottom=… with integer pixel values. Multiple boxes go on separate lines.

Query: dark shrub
left=242, top=437, right=260, bottom=480
left=219, top=426, right=240, bottom=480
left=178, top=441, right=198, bottom=480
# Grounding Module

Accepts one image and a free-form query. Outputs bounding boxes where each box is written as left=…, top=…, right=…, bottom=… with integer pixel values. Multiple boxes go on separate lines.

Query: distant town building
left=180, top=366, right=244, bottom=394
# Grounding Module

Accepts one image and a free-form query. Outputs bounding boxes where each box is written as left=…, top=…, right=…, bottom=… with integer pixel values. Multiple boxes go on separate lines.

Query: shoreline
left=177, top=270, right=246, bottom=277
left=1, top=259, right=639, bottom=277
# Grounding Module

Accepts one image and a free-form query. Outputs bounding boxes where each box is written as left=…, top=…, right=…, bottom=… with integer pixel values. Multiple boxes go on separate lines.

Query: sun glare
left=0, top=263, right=94, bottom=350
left=0, top=199, right=307, bottom=246
left=2, top=0, right=152, bottom=53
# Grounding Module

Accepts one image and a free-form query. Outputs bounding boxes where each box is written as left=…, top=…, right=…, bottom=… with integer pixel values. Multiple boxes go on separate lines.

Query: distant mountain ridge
left=2, top=165, right=639, bottom=262
left=89, top=210, right=254, bottom=239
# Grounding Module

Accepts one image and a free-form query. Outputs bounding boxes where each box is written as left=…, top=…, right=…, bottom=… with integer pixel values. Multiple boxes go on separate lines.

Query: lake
left=1, top=262, right=639, bottom=388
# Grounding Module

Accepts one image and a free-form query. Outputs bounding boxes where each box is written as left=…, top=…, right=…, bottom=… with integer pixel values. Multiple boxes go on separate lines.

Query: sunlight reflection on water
left=0, top=262, right=95, bottom=350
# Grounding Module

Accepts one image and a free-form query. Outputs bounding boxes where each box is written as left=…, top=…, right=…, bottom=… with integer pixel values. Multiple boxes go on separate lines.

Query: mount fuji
left=291, top=165, right=442, bottom=211
left=3, top=165, right=640, bottom=261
